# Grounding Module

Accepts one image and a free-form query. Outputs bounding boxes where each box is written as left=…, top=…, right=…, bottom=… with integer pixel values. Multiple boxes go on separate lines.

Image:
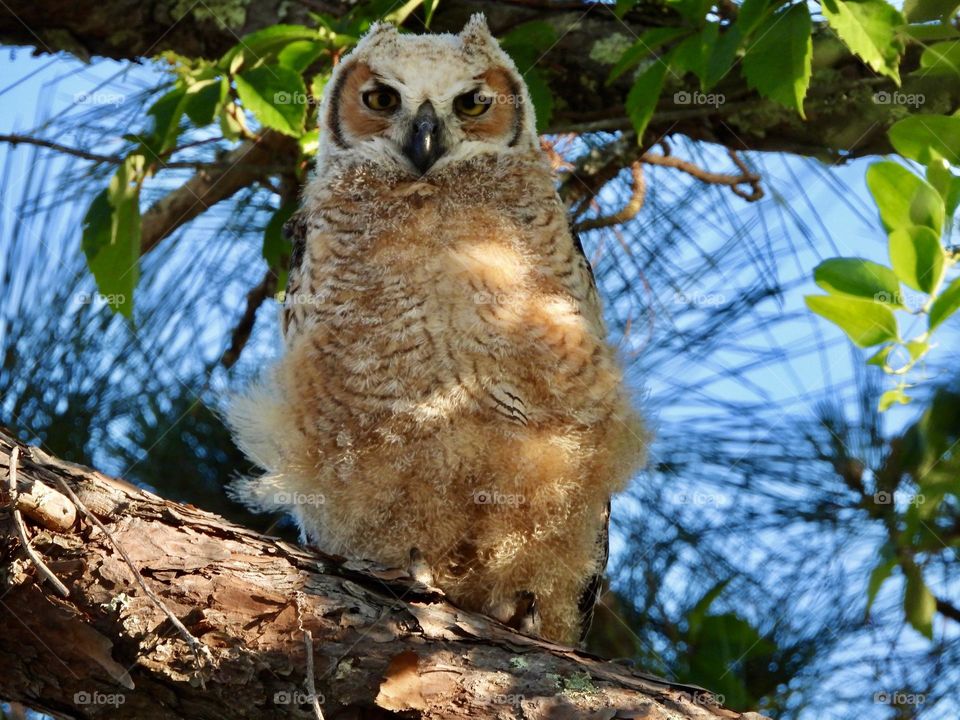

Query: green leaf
left=667, top=0, right=713, bottom=23
left=905, top=339, right=931, bottom=360
left=686, top=579, right=731, bottom=641
left=919, top=40, right=960, bottom=76
left=81, top=156, right=145, bottom=318
left=904, top=22, right=960, bottom=41
left=422, top=0, right=440, bottom=27
left=867, top=161, right=945, bottom=234
left=277, top=40, right=326, bottom=73
left=625, top=58, right=671, bottom=141
left=219, top=24, right=319, bottom=72
left=814, top=257, right=903, bottom=305
left=523, top=68, right=554, bottom=133
left=806, top=295, right=899, bottom=347
left=704, top=26, right=742, bottom=89
left=867, top=344, right=894, bottom=366
left=235, top=65, right=308, bottom=137
left=607, top=27, right=691, bottom=83
left=926, top=159, right=960, bottom=217
left=263, top=202, right=298, bottom=291
left=904, top=0, right=960, bottom=21
left=889, top=114, right=960, bottom=166
left=736, top=0, right=772, bottom=36
left=184, top=76, right=228, bottom=126
left=742, top=4, right=812, bottom=117
left=501, top=20, right=557, bottom=55
left=144, top=86, right=188, bottom=156
left=615, top=0, right=636, bottom=17
left=299, top=128, right=320, bottom=157
left=670, top=22, right=719, bottom=87
left=889, top=226, right=945, bottom=293
left=904, top=565, right=936, bottom=638
left=821, top=0, right=904, bottom=83
left=879, top=387, right=912, bottom=411
left=219, top=101, right=245, bottom=140
left=929, top=276, right=960, bottom=330
left=866, top=555, right=897, bottom=616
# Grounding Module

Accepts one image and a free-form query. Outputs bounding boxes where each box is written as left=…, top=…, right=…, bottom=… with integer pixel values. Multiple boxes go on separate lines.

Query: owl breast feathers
left=228, top=14, right=646, bottom=646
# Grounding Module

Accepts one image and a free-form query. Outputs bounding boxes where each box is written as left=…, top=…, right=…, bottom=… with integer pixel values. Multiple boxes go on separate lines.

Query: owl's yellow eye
left=362, top=88, right=400, bottom=112
left=454, top=91, right=492, bottom=117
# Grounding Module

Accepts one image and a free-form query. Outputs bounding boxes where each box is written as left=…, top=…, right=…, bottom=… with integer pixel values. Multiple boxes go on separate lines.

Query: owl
left=228, top=14, right=646, bottom=646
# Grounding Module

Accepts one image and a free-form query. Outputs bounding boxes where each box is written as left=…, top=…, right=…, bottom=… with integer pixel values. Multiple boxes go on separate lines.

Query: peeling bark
left=0, top=430, right=769, bottom=719
left=0, top=1, right=956, bottom=159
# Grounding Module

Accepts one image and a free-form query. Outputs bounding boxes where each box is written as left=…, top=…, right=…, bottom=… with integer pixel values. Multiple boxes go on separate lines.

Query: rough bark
left=0, top=429, right=769, bottom=720
left=1, top=0, right=957, bottom=159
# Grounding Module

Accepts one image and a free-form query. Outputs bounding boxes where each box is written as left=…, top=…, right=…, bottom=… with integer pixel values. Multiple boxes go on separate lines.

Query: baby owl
left=228, top=14, right=646, bottom=645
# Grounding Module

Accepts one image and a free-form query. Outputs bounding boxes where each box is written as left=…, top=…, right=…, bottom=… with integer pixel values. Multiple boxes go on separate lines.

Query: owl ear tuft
left=460, top=13, right=496, bottom=48
left=361, top=20, right=400, bottom=45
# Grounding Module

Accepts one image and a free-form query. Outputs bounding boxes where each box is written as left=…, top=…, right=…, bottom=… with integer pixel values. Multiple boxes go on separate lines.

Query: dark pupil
left=375, top=92, right=392, bottom=106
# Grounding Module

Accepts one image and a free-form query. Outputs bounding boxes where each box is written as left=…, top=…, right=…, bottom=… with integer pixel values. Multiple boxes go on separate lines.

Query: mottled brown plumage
left=229, top=15, right=646, bottom=645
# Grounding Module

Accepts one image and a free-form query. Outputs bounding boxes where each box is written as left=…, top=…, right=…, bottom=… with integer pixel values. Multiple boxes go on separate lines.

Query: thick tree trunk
left=0, top=429, right=768, bottom=719
left=1, top=0, right=956, bottom=158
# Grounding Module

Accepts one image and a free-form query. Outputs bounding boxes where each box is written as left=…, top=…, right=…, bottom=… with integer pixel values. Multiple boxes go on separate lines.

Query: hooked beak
left=403, top=101, right=444, bottom=175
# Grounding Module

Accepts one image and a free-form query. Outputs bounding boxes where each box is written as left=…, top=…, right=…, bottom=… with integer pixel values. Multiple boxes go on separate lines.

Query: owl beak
left=404, top=101, right=444, bottom=175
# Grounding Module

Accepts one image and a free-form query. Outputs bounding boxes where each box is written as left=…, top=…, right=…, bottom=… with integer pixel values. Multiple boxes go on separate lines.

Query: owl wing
left=569, top=221, right=606, bottom=337
left=578, top=499, right=610, bottom=645
left=280, top=211, right=309, bottom=340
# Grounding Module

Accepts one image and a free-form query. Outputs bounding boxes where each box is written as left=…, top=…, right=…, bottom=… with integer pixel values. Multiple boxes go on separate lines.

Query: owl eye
left=454, top=91, right=492, bottom=117
left=362, top=87, right=400, bottom=112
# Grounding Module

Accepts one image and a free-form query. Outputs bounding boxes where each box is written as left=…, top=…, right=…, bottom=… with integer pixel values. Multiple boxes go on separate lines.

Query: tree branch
left=0, top=428, right=769, bottom=719
left=1, top=1, right=956, bottom=159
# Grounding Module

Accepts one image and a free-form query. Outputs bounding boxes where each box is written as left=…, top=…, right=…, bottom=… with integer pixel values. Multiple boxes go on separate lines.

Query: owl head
left=317, top=14, right=538, bottom=177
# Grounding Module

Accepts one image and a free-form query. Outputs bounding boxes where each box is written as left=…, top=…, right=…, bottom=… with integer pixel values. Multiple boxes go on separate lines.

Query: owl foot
left=408, top=547, right=436, bottom=588
left=504, top=590, right=542, bottom=637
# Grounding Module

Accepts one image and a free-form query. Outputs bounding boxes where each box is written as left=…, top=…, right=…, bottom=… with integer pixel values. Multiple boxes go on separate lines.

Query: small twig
left=48, top=469, right=213, bottom=688
left=5, top=447, right=70, bottom=597
left=0, top=133, right=287, bottom=172
left=641, top=149, right=764, bottom=201
left=574, top=162, right=647, bottom=232
left=296, top=592, right=326, bottom=720
left=222, top=270, right=279, bottom=368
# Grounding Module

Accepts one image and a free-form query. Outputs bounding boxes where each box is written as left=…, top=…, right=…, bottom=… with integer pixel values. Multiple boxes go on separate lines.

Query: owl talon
left=408, top=547, right=436, bottom=588
left=504, top=590, right=541, bottom=637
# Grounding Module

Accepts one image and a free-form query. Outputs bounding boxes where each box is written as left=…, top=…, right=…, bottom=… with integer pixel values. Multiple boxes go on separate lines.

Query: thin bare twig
left=296, top=591, right=326, bottom=720
left=574, top=162, right=647, bottom=232
left=5, top=447, right=70, bottom=596
left=221, top=270, right=279, bottom=369
left=0, top=133, right=288, bottom=172
left=642, top=149, right=764, bottom=201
